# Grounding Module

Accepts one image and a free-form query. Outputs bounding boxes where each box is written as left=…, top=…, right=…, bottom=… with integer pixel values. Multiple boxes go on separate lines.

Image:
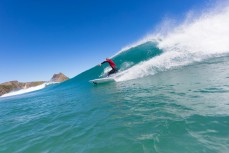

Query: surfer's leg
left=108, top=68, right=116, bottom=76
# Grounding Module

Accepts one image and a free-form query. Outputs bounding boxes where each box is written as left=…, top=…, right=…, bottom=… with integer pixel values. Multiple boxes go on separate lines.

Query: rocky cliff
left=50, top=73, right=69, bottom=82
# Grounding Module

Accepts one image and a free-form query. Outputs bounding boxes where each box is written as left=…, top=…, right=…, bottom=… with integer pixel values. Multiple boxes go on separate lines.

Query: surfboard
left=89, top=77, right=115, bottom=84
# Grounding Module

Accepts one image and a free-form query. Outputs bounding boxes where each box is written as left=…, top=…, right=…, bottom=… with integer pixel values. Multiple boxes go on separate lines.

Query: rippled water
left=0, top=56, right=229, bottom=153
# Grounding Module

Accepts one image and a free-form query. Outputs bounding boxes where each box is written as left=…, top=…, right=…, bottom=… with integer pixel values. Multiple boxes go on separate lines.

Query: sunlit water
left=1, top=3, right=229, bottom=152
left=1, top=56, right=229, bottom=153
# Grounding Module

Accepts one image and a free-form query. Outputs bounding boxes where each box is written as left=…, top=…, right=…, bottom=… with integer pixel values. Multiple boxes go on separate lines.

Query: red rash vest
left=101, top=59, right=116, bottom=69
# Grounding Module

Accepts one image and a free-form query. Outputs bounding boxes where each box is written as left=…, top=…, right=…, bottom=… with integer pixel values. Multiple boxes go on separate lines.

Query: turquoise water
left=0, top=42, right=229, bottom=153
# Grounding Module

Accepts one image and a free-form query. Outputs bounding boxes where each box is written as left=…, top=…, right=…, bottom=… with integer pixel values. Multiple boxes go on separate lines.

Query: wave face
left=1, top=2, right=229, bottom=153
left=66, top=4, right=229, bottom=83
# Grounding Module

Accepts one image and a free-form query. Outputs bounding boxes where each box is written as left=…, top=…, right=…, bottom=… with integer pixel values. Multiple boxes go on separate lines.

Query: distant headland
left=0, top=73, right=69, bottom=96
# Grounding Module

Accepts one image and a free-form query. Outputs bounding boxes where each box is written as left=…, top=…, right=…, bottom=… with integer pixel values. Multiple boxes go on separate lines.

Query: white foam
left=1, top=82, right=58, bottom=98
left=115, top=3, right=229, bottom=82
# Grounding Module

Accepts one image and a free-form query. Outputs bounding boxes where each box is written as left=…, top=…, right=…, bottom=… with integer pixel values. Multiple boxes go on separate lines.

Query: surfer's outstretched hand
left=98, top=64, right=101, bottom=66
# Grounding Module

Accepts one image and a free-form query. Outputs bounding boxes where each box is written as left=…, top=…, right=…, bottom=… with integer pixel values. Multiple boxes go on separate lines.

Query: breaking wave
left=113, top=3, right=229, bottom=81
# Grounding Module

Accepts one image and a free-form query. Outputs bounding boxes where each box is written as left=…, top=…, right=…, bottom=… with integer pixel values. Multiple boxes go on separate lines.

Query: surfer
left=98, top=58, right=118, bottom=76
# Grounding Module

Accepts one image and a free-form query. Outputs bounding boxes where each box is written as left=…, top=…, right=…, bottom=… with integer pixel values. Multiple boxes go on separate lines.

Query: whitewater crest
left=114, top=4, right=229, bottom=82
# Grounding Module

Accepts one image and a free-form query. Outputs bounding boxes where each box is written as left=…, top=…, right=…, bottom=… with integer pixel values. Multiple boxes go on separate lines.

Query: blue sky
left=0, top=0, right=208, bottom=83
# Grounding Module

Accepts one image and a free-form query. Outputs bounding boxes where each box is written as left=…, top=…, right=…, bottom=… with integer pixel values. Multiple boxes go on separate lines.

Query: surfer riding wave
left=98, top=58, right=118, bottom=76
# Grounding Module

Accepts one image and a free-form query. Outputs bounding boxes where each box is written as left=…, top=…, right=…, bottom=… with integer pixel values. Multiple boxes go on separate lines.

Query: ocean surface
left=1, top=5, right=229, bottom=153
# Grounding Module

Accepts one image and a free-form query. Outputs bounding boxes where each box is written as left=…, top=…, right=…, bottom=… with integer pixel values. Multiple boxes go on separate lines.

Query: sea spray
left=114, top=3, right=229, bottom=81
left=1, top=2, right=229, bottom=153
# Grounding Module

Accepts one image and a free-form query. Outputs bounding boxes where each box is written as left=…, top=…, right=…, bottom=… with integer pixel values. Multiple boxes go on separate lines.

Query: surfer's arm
left=101, top=61, right=108, bottom=65
left=98, top=61, right=107, bottom=66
